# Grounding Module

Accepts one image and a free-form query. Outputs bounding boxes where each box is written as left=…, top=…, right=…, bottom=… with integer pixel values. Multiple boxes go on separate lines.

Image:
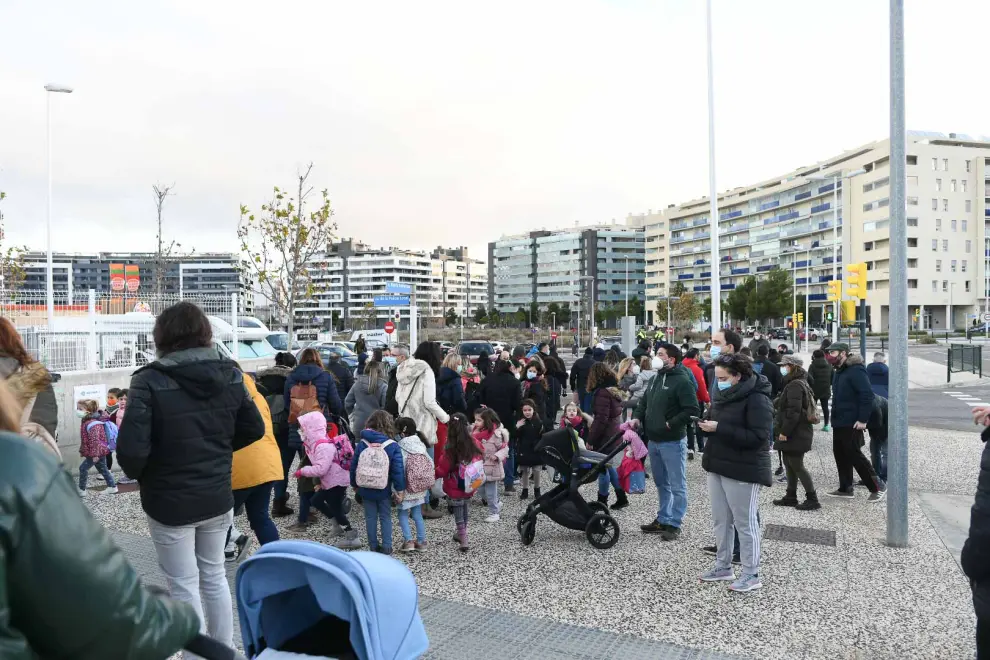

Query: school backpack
left=311, top=434, right=354, bottom=471
left=265, top=392, right=289, bottom=438
left=355, top=438, right=395, bottom=489
left=457, top=458, right=486, bottom=494
left=20, top=395, right=61, bottom=461
left=405, top=452, right=435, bottom=493
left=87, top=419, right=119, bottom=452
left=288, top=381, right=320, bottom=424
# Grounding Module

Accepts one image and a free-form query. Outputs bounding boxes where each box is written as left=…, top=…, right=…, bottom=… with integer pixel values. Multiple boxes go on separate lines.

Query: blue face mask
left=709, top=345, right=722, bottom=359
left=717, top=381, right=732, bottom=391
left=527, top=371, right=537, bottom=380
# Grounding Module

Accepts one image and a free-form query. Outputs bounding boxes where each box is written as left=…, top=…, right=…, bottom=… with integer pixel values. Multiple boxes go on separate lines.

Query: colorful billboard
left=125, top=265, right=140, bottom=293
left=109, top=263, right=125, bottom=292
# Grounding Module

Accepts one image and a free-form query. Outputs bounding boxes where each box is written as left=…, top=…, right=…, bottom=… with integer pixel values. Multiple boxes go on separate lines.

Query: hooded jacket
left=626, top=368, right=656, bottom=404
left=396, top=358, right=450, bottom=445
left=634, top=364, right=700, bottom=444
left=773, top=367, right=815, bottom=454
left=0, top=357, right=58, bottom=437
left=296, top=411, right=351, bottom=490
left=807, top=356, right=834, bottom=401
left=681, top=357, right=710, bottom=404
left=830, top=353, right=874, bottom=428
left=397, top=433, right=432, bottom=506
left=79, top=411, right=112, bottom=459
left=474, top=424, right=510, bottom=480
left=350, top=428, right=406, bottom=500
left=256, top=364, right=293, bottom=400
left=436, top=366, right=467, bottom=415
left=0, top=432, right=201, bottom=659
left=117, top=346, right=266, bottom=527
left=344, top=374, right=388, bottom=432
left=232, top=374, right=284, bottom=491
left=283, top=363, right=342, bottom=419
left=701, top=374, right=774, bottom=486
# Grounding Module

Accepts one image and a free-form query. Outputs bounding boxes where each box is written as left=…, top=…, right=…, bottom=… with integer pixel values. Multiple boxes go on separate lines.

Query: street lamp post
left=705, top=0, right=722, bottom=330
left=44, top=83, right=73, bottom=326
left=625, top=256, right=629, bottom=318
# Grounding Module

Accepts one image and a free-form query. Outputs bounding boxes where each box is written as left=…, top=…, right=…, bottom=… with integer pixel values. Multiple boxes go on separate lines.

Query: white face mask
left=631, top=365, right=641, bottom=375
left=651, top=357, right=664, bottom=370
left=780, top=367, right=790, bottom=376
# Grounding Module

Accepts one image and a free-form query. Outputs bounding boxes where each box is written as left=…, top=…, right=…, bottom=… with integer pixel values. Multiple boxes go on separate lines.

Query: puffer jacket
left=284, top=363, right=342, bottom=418
left=626, top=368, right=656, bottom=405
left=344, top=374, right=387, bottom=432
left=516, top=416, right=545, bottom=466
left=256, top=365, right=292, bottom=401
left=588, top=387, right=624, bottom=451
left=297, top=411, right=351, bottom=490
left=474, top=424, right=510, bottom=480
left=682, top=358, right=710, bottom=404
left=807, top=356, right=833, bottom=400
left=117, top=346, right=266, bottom=527
left=701, top=374, right=774, bottom=486
left=349, top=429, right=406, bottom=501
left=434, top=436, right=484, bottom=499
left=963, top=424, right=990, bottom=620
left=436, top=367, right=467, bottom=415
left=232, top=374, right=284, bottom=491
left=396, top=358, right=450, bottom=445
left=79, top=412, right=112, bottom=459
left=772, top=368, right=815, bottom=454
left=397, top=434, right=432, bottom=506
left=634, top=365, right=700, bottom=444
left=0, top=356, right=58, bottom=437
left=479, top=371, right=521, bottom=432
left=830, top=354, right=874, bottom=428
left=0, top=432, right=201, bottom=659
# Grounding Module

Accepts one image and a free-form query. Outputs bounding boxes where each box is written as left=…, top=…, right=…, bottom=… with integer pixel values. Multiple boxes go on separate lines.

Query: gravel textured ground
left=87, top=425, right=981, bottom=659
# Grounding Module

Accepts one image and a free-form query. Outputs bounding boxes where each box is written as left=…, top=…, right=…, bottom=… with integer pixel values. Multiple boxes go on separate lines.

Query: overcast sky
left=2, top=0, right=988, bottom=262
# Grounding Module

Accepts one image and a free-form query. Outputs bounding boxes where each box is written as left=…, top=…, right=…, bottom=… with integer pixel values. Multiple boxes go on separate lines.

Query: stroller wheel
left=516, top=514, right=527, bottom=535
left=588, top=501, right=610, bottom=517
left=585, top=513, right=620, bottom=550
left=520, top=518, right=536, bottom=546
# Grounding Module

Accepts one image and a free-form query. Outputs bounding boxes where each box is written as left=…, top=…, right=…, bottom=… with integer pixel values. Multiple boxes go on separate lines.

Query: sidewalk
left=789, top=351, right=979, bottom=388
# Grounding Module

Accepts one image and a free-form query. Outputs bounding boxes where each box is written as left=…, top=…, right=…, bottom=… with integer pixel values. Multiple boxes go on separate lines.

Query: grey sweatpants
left=707, top=472, right=762, bottom=576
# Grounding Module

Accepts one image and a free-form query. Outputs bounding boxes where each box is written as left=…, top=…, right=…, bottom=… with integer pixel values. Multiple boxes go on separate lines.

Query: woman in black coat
left=521, top=359, right=548, bottom=422
left=964, top=406, right=990, bottom=657
left=436, top=353, right=467, bottom=415
left=476, top=351, right=491, bottom=378
left=540, top=346, right=568, bottom=431
left=771, top=355, right=819, bottom=510
left=479, top=359, right=523, bottom=491
left=697, top=353, right=773, bottom=592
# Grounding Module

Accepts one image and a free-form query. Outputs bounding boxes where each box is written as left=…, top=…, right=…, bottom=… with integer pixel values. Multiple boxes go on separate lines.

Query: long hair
left=365, top=409, right=396, bottom=437
left=442, top=352, right=462, bottom=372
left=586, top=362, right=618, bottom=391
left=616, top=357, right=635, bottom=381
left=0, top=317, right=32, bottom=366
left=298, top=347, right=325, bottom=369
left=474, top=407, right=500, bottom=432
left=413, top=341, right=442, bottom=376
left=364, top=360, right=384, bottom=394
left=444, top=413, right=482, bottom=465
left=395, top=416, right=429, bottom=445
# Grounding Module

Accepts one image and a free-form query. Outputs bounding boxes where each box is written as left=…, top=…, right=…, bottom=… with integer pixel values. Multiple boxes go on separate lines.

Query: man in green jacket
left=635, top=343, right=700, bottom=541
left=0, top=431, right=201, bottom=659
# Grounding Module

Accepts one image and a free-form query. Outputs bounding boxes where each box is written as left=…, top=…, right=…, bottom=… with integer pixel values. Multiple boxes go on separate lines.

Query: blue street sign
left=531, top=327, right=537, bottom=334
left=385, top=282, right=412, bottom=294
left=373, top=294, right=410, bottom=307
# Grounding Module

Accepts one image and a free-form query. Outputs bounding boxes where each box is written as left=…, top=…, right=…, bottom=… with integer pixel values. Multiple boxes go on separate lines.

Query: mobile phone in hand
left=689, top=416, right=701, bottom=422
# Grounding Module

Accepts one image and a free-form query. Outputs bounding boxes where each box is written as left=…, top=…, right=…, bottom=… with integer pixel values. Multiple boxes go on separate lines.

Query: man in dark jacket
left=963, top=407, right=990, bottom=657
left=570, top=347, right=595, bottom=413
left=635, top=343, right=700, bottom=541
left=753, top=344, right=782, bottom=398
left=865, top=394, right=888, bottom=482
left=0, top=432, right=203, bottom=659
left=808, top=349, right=834, bottom=430
left=867, top=352, right=889, bottom=398
left=632, top=339, right=652, bottom=360
left=326, top=350, right=354, bottom=403
left=825, top=343, right=885, bottom=500
left=747, top=332, right=771, bottom=356
left=704, top=328, right=743, bottom=392
left=479, top=359, right=522, bottom=490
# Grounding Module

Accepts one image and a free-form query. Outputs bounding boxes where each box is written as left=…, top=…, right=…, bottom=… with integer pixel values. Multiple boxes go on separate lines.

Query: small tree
left=0, top=192, right=26, bottom=294
left=152, top=183, right=180, bottom=297
left=238, top=164, right=336, bottom=341
left=655, top=298, right=670, bottom=327
left=529, top=301, right=539, bottom=327
left=362, top=301, right=377, bottom=330
left=725, top=275, right=756, bottom=322
left=445, top=307, right=459, bottom=327
left=486, top=306, right=501, bottom=328
left=746, top=267, right=792, bottom=324
left=673, top=293, right=700, bottom=328
left=628, top=295, right=644, bottom=323
left=515, top=307, right=527, bottom=325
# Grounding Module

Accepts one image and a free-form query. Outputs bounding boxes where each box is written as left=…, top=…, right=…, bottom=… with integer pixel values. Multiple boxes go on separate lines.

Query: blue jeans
left=870, top=435, right=888, bottom=482
left=233, top=481, right=279, bottom=545
left=79, top=456, right=115, bottom=490
left=597, top=466, right=620, bottom=497
left=504, top=448, right=516, bottom=487
left=363, top=498, right=393, bottom=551
left=648, top=439, right=688, bottom=528
left=398, top=505, right=426, bottom=543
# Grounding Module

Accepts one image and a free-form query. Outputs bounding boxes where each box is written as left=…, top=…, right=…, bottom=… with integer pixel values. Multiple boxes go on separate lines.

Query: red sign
left=384, top=321, right=395, bottom=335
left=550, top=332, right=558, bottom=340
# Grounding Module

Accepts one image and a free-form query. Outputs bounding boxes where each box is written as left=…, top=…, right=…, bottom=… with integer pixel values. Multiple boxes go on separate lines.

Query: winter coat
left=436, top=367, right=467, bottom=415
left=479, top=371, right=521, bottom=433
left=748, top=337, right=771, bottom=355
left=867, top=361, right=889, bottom=398
left=476, top=353, right=492, bottom=377
left=284, top=363, right=342, bottom=419
left=626, top=368, right=656, bottom=405
left=516, top=416, right=545, bottom=466
left=867, top=395, right=888, bottom=443
left=117, top=346, right=266, bottom=528
left=434, top=437, right=484, bottom=500
left=327, top=359, right=355, bottom=403
left=631, top=343, right=651, bottom=360
left=830, top=354, right=874, bottom=428
left=349, top=429, right=406, bottom=501
left=396, top=358, right=450, bottom=446
left=570, top=356, right=595, bottom=393
left=344, top=374, right=388, bottom=432
left=754, top=357, right=782, bottom=398
left=588, top=387, right=624, bottom=451
left=231, top=374, right=284, bottom=491
left=701, top=374, right=774, bottom=487
left=79, top=412, right=112, bottom=459
left=0, top=357, right=58, bottom=437
left=522, top=377, right=548, bottom=419
left=0, top=431, right=201, bottom=659
left=384, top=368, right=399, bottom=416
left=397, top=434, right=431, bottom=508
left=296, top=411, right=351, bottom=490
left=772, top=368, right=815, bottom=454
left=808, top=357, right=834, bottom=400
left=634, top=365, right=701, bottom=444
left=474, top=425, right=510, bottom=480
left=682, top=358, right=710, bottom=404
left=256, top=365, right=292, bottom=400
left=964, top=425, right=990, bottom=621
left=619, top=372, right=638, bottom=391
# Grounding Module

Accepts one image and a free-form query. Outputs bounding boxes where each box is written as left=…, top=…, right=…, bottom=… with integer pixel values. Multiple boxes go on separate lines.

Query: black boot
left=796, top=491, right=822, bottom=511
left=773, top=492, right=799, bottom=507
left=612, top=489, right=630, bottom=509
left=533, top=487, right=541, bottom=498
left=271, top=496, right=294, bottom=518
left=597, top=493, right=609, bottom=506
left=520, top=488, right=529, bottom=500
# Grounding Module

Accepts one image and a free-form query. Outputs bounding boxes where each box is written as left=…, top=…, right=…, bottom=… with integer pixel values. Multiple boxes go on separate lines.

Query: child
left=395, top=417, right=433, bottom=552
left=473, top=408, right=509, bottom=522
left=559, top=401, right=592, bottom=443
left=616, top=419, right=648, bottom=495
left=350, top=410, right=406, bottom=555
left=104, top=388, right=121, bottom=474
left=294, top=410, right=363, bottom=550
left=435, top=413, right=483, bottom=552
left=515, top=399, right=544, bottom=500
left=77, top=399, right=117, bottom=495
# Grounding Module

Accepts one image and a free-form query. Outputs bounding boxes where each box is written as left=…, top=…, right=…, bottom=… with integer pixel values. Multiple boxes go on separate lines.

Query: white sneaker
left=485, top=514, right=501, bottom=523
left=104, top=486, right=119, bottom=494
left=78, top=489, right=87, bottom=497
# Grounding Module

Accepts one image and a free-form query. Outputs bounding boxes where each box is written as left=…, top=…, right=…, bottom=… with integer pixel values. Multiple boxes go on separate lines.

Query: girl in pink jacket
left=293, top=411, right=363, bottom=550
left=472, top=407, right=509, bottom=524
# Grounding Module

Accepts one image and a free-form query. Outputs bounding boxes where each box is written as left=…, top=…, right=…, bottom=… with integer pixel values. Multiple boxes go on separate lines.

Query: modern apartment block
left=488, top=218, right=646, bottom=320
left=18, top=251, right=255, bottom=313
left=296, top=239, right=488, bottom=329
left=645, top=131, right=990, bottom=331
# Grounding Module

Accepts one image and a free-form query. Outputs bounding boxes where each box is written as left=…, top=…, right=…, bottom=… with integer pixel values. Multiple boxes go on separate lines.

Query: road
left=909, top=384, right=990, bottom=432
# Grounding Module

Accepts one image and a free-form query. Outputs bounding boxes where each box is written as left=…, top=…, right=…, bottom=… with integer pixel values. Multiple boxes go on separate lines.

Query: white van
left=349, top=329, right=395, bottom=348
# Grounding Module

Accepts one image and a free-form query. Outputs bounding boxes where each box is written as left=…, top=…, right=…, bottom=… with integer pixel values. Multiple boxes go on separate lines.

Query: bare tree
left=0, top=192, right=26, bottom=295
left=153, top=183, right=178, bottom=297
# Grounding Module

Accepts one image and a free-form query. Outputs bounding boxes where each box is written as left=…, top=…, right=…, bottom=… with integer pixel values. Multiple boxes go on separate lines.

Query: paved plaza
left=89, top=424, right=982, bottom=659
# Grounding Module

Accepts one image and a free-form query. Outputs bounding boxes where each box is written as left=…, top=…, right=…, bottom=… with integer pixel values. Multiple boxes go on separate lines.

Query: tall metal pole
left=887, top=0, right=909, bottom=548
left=792, top=257, right=797, bottom=349
left=705, top=0, right=721, bottom=331
left=832, top=174, right=840, bottom=341
left=625, top=256, right=629, bottom=318
left=805, top=248, right=811, bottom=353
left=45, top=93, right=54, bottom=326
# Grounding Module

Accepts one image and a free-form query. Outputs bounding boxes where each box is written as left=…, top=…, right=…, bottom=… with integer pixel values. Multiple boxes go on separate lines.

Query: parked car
left=308, top=342, right=359, bottom=370
left=489, top=340, right=507, bottom=354
left=438, top=341, right=456, bottom=356
left=799, top=327, right=825, bottom=341
left=456, top=340, right=496, bottom=365
left=745, top=325, right=757, bottom=337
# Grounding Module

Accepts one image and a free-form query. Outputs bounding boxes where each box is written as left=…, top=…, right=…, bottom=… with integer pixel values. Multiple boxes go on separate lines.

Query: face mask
left=709, top=345, right=722, bottom=359
left=384, top=356, right=397, bottom=366
left=780, top=367, right=790, bottom=376
left=717, top=381, right=732, bottom=391
left=651, top=357, right=664, bottom=370
left=631, top=365, right=640, bottom=375
left=527, top=371, right=537, bottom=380
left=75, top=409, right=88, bottom=418
left=825, top=354, right=838, bottom=365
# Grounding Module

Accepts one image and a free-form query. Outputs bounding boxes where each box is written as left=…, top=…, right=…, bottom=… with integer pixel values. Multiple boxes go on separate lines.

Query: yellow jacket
left=232, top=373, right=284, bottom=491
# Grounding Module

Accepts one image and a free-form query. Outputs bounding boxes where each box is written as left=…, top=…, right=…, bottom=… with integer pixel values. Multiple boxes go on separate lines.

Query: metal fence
left=948, top=343, right=982, bottom=382
left=0, top=290, right=239, bottom=373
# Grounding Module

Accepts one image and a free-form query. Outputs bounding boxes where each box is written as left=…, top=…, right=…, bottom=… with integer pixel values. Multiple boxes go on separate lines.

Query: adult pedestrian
left=808, top=349, right=834, bottom=431
left=704, top=328, right=743, bottom=392
left=326, top=350, right=355, bottom=403
left=586, top=362, right=629, bottom=509
left=748, top=331, right=771, bottom=356
left=384, top=345, right=406, bottom=416
left=476, top=350, right=491, bottom=378
left=436, top=353, right=467, bottom=416
left=257, top=353, right=295, bottom=517
left=825, top=343, right=885, bottom=501
left=962, top=405, right=990, bottom=658
left=867, top=352, right=889, bottom=398
left=344, top=359, right=388, bottom=432
left=754, top=344, right=782, bottom=398
left=479, top=359, right=522, bottom=491
left=0, top=317, right=58, bottom=449
left=635, top=343, right=700, bottom=541
left=117, top=302, right=265, bottom=651
left=541, top=343, right=568, bottom=429
left=625, top=355, right=656, bottom=413
left=865, top=394, right=888, bottom=483
left=697, top=353, right=774, bottom=593
left=354, top=334, right=367, bottom=356
left=632, top=339, right=652, bottom=360
left=771, top=355, right=819, bottom=511
left=682, top=348, right=711, bottom=459
left=570, top=347, right=595, bottom=412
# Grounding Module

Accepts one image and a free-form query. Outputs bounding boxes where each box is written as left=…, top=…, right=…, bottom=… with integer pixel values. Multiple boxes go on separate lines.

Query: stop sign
left=551, top=332, right=558, bottom=340
left=384, top=321, right=395, bottom=335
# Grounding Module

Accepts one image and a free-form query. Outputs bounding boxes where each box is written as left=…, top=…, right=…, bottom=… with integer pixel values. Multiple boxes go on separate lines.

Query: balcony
left=809, top=293, right=828, bottom=301
left=818, top=183, right=835, bottom=194
left=730, top=267, right=750, bottom=275
left=693, top=285, right=711, bottom=292
left=794, top=191, right=811, bottom=201
left=694, top=259, right=709, bottom=265
left=810, top=202, right=831, bottom=214
left=757, top=264, right=773, bottom=272
left=700, top=271, right=711, bottom=278
left=760, top=200, right=781, bottom=211
left=678, top=273, right=695, bottom=280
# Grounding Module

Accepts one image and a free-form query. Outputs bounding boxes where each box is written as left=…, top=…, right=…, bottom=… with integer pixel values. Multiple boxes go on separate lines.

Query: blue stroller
left=233, top=540, right=429, bottom=659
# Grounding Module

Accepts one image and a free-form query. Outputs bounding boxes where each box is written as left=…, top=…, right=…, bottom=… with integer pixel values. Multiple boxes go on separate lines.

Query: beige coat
left=395, top=358, right=449, bottom=445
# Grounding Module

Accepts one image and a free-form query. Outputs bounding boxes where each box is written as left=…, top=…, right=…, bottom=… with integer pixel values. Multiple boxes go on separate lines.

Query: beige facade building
left=645, top=131, right=990, bottom=332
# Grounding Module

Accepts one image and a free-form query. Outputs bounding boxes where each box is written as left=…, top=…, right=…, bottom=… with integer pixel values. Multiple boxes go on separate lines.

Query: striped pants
left=707, top=473, right=762, bottom=576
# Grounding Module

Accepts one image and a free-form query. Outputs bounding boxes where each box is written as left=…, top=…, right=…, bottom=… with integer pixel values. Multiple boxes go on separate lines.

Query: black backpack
left=266, top=392, right=289, bottom=439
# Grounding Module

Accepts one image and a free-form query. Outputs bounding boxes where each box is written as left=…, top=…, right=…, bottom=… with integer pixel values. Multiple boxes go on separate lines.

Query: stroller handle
left=184, top=634, right=249, bottom=660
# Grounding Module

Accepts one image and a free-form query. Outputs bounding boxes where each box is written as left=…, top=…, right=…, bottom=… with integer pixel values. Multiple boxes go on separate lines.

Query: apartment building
left=487, top=218, right=646, bottom=321
left=645, top=131, right=990, bottom=331
left=296, top=239, right=488, bottom=329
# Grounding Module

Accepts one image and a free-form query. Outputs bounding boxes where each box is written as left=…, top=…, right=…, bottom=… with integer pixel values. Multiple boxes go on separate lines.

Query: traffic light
left=825, top=310, right=834, bottom=322
left=796, top=312, right=804, bottom=324
left=846, top=262, right=868, bottom=300
left=841, top=300, right=857, bottom=324
left=913, top=308, right=920, bottom=318
left=787, top=319, right=794, bottom=328
left=827, top=280, right=843, bottom=302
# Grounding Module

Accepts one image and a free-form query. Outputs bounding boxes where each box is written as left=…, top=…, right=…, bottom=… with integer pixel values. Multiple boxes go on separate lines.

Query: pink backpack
left=312, top=434, right=354, bottom=471
left=355, top=439, right=395, bottom=489
left=405, top=453, right=434, bottom=493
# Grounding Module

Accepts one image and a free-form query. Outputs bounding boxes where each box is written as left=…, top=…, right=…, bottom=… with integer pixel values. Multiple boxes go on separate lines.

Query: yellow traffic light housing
left=796, top=312, right=804, bottom=323
left=846, top=262, right=868, bottom=300
left=841, top=300, right=857, bottom=325
left=827, top=280, right=843, bottom=302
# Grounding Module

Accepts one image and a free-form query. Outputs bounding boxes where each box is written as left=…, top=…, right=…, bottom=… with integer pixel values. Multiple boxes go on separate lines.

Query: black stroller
left=516, top=427, right=629, bottom=549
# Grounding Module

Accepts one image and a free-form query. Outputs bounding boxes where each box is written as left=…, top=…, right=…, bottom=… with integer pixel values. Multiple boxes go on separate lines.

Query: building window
left=943, top=239, right=950, bottom=251
left=866, top=281, right=875, bottom=291
left=943, top=280, right=949, bottom=292
left=967, top=159, right=972, bottom=172
left=952, top=219, right=957, bottom=232
left=951, top=180, right=957, bottom=192
left=864, top=242, right=874, bottom=251
left=963, top=219, right=968, bottom=232
left=908, top=258, right=918, bottom=268
left=944, top=199, right=950, bottom=211
left=936, top=179, right=942, bottom=191
left=967, top=281, right=972, bottom=292
left=908, top=217, right=918, bottom=227
left=908, top=238, right=918, bottom=247
left=963, top=260, right=968, bottom=272
left=962, top=180, right=968, bottom=193
left=932, top=157, right=938, bottom=170
left=936, top=259, right=942, bottom=272
left=943, top=158, right=949, bottom=171
left=932, top=280, right=938, bottom=292
left=967, top=240, right=973, bottom=253
left=932, top=198, right=939, bottom=210
left=966, top=200, right=973, bottom=212
left=908, top=155, right=918, bottom=165
left=936, top=218, right=942, bottom=231
left=907, top=196, right=918, bottom=206
left=952, top=259, right=957, bottom=272
left=932, top=239, right=938, bottom=252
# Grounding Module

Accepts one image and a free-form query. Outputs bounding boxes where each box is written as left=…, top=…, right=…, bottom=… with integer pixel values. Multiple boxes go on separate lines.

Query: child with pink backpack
left=293, top=410, right=363, bottom=550
left=349, top=410, right=406, bottom=555
left=394, top=417, right=434, bottom=553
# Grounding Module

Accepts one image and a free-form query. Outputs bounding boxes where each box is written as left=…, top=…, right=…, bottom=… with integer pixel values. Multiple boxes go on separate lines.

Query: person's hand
left=778, top=434, right=787, bottom=443
left=516, top=419, right=525, bottom=428
left=974, top=406, right=990, bottom=427
left=698, top=420, right=717, bottom=433
left=293, top=470, right=302, bottom=478
left=853, top=421, right=867, bottom=431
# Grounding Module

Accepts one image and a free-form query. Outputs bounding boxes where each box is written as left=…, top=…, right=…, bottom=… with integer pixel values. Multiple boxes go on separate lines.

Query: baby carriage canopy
left=535, top=426, right=579, bottom=473
left=236, top=540, right=428, bottom=660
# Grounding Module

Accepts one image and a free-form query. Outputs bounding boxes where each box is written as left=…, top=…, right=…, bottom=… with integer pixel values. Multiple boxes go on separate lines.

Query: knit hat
left=781, top=354, right=803, bottom=368
left=829, top=342, right=851, bottom=353
left=584, top=347, right=593, bottom=356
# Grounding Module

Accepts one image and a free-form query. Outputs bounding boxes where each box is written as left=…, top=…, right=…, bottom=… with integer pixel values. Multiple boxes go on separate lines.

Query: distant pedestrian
left=344, top=360, right=388, bottom=433
left=77, top=399, right=117, bottom=495
left=867, top=352, right=889, bottom=398
left=808, top=349, right=834, bottom=431
left=570, top=347, right=595, bottom=412
left=476, top=350, right=491, bottom=378
left=436, top=414, right=483, bottom=552
left=865, top=394, right=888, bottom=483
left=354, top=334, right=367, bottom=356
left=771, top=355, right=819, bottom=511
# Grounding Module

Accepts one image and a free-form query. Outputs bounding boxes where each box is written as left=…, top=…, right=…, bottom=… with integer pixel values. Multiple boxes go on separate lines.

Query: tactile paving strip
left=763, top=523, right=837, bottom=547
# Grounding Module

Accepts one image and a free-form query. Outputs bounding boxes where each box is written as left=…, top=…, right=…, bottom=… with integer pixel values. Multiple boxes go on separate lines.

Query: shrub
left=917, top=335, right=937, bottom=344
